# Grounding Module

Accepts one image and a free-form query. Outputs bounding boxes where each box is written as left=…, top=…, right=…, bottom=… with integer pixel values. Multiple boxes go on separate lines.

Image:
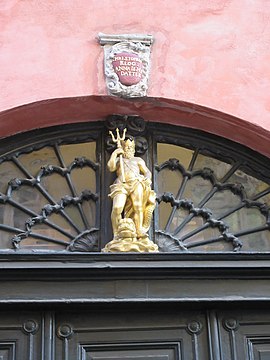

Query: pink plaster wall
left=0, top=1, right=270, bottom=141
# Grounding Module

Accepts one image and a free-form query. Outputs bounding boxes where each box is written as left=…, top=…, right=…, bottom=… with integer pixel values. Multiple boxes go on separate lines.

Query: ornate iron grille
left=154, top=128, right=270, bottom=253
left=0, top=125, right=101, bottom=252
left=0, top=118, right=269, bottom=253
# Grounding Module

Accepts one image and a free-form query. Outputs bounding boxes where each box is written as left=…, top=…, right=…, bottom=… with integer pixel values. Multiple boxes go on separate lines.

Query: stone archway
left=0, top=95, right=269, bottom=157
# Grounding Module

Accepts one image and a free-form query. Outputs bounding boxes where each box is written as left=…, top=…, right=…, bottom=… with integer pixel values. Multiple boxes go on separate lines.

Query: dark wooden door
left=0, top=307, right=270, bottom=359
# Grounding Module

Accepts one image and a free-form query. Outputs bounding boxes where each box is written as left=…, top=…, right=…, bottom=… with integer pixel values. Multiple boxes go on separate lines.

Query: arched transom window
left=0, top=116, right=269, bottom=253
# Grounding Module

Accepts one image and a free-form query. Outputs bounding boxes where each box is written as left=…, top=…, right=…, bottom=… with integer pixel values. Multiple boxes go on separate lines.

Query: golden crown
left=121, top=137, right=135, bottom=148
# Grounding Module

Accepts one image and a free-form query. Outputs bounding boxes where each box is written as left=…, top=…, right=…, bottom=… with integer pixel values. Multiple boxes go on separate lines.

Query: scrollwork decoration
left=105, top=115, right=148, bottom=155
left=67, top=228, right=99, bottom=252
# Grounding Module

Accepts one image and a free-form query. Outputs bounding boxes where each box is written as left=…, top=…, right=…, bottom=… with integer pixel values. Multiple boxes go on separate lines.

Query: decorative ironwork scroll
left=155, top=144, right=270, bottom=252
left=0, top=137, right=100, bottom=252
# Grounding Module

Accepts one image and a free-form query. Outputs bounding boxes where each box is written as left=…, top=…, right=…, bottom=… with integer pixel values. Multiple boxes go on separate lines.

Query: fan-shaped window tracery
left=0, top=118, right=269, bottom=253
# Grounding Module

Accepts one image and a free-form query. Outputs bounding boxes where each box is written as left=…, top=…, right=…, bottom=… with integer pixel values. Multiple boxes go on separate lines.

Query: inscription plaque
left=98, top=33, right=153, bottom=98
left=112, top=52, right=143, bottom=86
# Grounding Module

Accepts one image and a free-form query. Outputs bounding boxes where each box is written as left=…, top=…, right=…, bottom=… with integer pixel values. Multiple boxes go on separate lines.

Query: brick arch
left=0, top=95, right=269, bottom=158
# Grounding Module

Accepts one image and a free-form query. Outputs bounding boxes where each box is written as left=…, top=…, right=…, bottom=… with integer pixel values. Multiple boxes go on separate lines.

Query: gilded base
left=102, top=218, right=159, bottom=253
left=102, top=236, right=159, bottom=253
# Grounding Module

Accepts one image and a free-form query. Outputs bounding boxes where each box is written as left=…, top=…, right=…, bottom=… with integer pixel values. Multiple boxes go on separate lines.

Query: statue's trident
left=109, top=128, right=127, bottom=183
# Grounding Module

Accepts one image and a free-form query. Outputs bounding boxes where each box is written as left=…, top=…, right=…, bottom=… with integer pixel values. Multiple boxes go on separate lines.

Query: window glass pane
left=81, top=201, right=96, bottom=228
left=49, top=213, right=78, bottom=236
left=181, top=177, right=213, bottom=206
left=20, top=236, right=65, bottom=250
left=224, top=207, right=266, bottom=233
left=71, top=167, right=96, bottom=194
left=19, top=146, right=60, bottom=176
left=257, top=192, right=270, bottom=204
left=64, top=206, right=85, bottom=232
left=204, top=190, right=242, bottom=218
left=158, top=202, right=172, bottom=230
left=0, top=230, right=15, bottom=249
left=239, top=231, right=270, bottom=252
left=193, top=154, right=232, bottom=181
left=40, top=173, right=72, bottom=201
left=60, top=142, right=96, bottom=164
left=157, top=144, right=193, bottom=169
left=157, top=168, right=183, bottom=198
left=29, top=224, right=71, bottom=243
left=11, top=186, right=49, bottom=214
left=175, top=214, right=205, bottom=238
left=228, top=168, right=269, bottom=198
left=185, top=227, right=222, bottom=248
left=167, top=208, right=190, bottom=235
left=0, top=203, right=29, bottom=230
left=190, top=240, right=232, bottom=252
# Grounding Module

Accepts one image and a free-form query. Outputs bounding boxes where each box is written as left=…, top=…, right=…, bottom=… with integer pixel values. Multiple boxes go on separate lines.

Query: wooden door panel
left=0, top=311, right=41, bottom=360
left=0, top=343, right=15, bottom=360
left=80, top=343, right=178, bottom=360
left=55, top=309, right=209, bottom=360
left=218, top=309, right=270, bottom=360
left=247, top=339, right=270, bottom=360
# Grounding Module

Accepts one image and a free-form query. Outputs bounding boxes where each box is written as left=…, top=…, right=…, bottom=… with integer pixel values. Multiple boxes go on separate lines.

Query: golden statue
left=102, top=128, right=158, bottom=253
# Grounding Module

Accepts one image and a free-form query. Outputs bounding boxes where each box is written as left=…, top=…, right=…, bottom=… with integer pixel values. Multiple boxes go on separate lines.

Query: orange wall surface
left=0, top=1, right=270, bottom=155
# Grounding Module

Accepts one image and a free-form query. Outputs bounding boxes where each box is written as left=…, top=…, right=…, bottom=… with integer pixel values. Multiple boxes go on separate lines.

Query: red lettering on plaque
left=112, top=52, right=143, bottom=86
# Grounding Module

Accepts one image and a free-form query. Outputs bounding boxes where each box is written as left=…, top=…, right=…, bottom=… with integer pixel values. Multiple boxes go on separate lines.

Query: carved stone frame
left=98, top=33, right=153, bottom=98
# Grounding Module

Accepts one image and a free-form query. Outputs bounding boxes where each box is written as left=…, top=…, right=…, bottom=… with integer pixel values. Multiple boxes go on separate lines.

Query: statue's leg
left=130, top=183, right=145, bottom=238
left=111, top=193, right=126, bottom=238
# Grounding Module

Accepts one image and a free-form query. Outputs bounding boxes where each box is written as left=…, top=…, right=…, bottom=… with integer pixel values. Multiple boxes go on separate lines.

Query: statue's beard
left=124, top=150, right=135, bottom=159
